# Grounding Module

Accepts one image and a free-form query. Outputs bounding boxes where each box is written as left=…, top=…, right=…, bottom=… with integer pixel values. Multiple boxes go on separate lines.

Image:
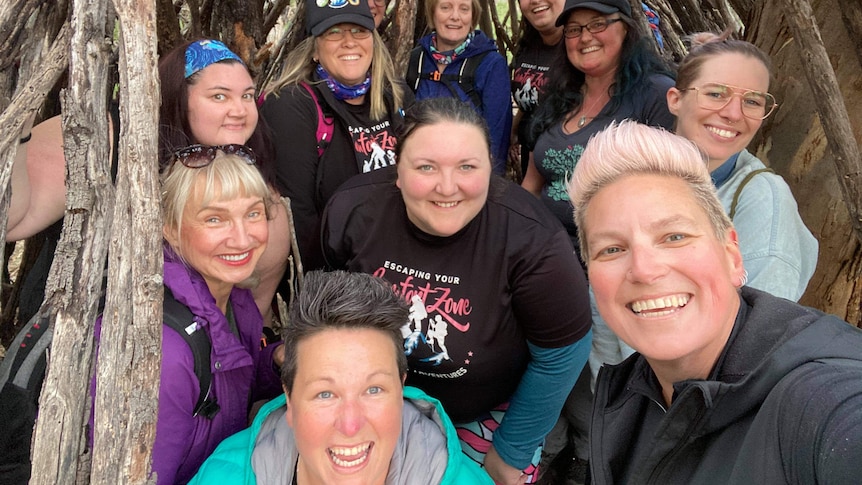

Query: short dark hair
left=281, top=270, right=409, bottom=393
left=395, top=97, right=491, bottom=162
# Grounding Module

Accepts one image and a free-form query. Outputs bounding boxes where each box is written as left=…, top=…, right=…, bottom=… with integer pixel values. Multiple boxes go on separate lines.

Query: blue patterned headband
left=184, top=40, right=244, bottom=78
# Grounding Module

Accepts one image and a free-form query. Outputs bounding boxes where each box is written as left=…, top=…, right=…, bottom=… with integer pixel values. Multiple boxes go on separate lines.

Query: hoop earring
left=738, top=269, right=749, bottom=287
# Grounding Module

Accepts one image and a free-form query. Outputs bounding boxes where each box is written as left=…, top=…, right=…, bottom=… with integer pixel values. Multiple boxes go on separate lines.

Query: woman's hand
left=483, top=445, right=527, bottom=485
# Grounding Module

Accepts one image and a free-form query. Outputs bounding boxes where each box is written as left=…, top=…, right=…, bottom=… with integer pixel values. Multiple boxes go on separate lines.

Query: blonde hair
left=265, top=31, right=404, bottom=121
left=567, top=121, right=732, bottom=261
left=162, top=152, right=271, bottom=255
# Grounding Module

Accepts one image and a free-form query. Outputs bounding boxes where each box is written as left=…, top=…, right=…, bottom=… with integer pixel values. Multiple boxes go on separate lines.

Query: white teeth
left=631, top=294, right=690, bottom=315
left=532, top=6, right=548, bottom=13
left=341, top=55, right=360, bottom=61
left=581, top=46, right=600, bottom=54
left=707, top=126, right=737, bottom=139
left=220, top=252, right=249, bottom=262
left=435, top=201, right=458, bottom=208
left=329, top=443, right=371, bottom=467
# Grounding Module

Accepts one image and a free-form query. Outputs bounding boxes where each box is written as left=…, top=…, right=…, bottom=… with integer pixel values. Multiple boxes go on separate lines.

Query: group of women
left=5, top=0, right=833, bottom=483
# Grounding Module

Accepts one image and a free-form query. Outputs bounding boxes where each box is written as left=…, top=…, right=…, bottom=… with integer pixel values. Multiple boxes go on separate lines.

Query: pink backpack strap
left=300, top=82, right=334, bottom=158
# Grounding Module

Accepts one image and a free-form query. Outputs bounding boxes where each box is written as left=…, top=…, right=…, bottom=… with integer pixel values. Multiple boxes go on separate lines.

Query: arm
left=726, top=170, right=818, bottom=301
left=7, top=115, right=67, bottom=242
left=261, top=88, right=325, bottom=270
left=520, top=152, right=544, bottom=197
left=488, top=230, right=592, bottom=471
left=487, top=336, right=592, bottom=479
left=640, top=74, right=676, bottom=130
left=151, top=328, right=199, bottom=485
left=479, top=53, right=513, bottom=174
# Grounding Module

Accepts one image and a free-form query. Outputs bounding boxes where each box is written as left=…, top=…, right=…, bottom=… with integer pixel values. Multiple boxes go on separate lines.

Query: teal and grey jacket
left=189, top=386, right=493, bottom=485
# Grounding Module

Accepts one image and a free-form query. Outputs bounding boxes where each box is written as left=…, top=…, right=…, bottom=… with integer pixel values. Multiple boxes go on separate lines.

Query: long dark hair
left=157, top=39, right=275, bottom=184
left=526, top=14, right=674, bottom=147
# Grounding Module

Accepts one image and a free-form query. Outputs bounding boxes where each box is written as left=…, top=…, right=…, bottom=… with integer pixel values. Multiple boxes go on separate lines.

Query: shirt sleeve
left=492, top=334, right=592, bottom=468
left=151, top=328, right=198, bottom=485
left=511, top=229, right=592, bottom=347
left=261, top=87, right=324, bottom=270
left=728, top=171, right=818, bottom=301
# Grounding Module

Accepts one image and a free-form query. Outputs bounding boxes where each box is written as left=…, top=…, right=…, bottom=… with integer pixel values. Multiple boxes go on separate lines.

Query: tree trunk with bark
left=88, top=0, right=163, bottom=482
left=743, top=0, right=862, bottom=326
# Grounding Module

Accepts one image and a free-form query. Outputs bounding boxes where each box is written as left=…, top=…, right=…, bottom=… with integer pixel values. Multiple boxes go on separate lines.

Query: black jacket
left=591, top=287, right=862, bottom=484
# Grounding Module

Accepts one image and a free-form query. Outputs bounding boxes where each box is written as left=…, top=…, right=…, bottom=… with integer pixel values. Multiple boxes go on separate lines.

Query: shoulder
left=325, top=168, right=399, bottom=219
left=645, top=73, right=675, bottom=91
left=486, top=176, right=566, bottom=232
left=262, top=84, right=317, bottom=113
left=720, top=151, right=798, bottom=210
left=188, top=427, right=257, bottom=485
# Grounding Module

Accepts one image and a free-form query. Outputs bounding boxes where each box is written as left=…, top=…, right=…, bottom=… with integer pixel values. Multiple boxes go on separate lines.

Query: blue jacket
left=189, top=386, right=494, bottom=485
left=413, top=31, right=512, bottom=173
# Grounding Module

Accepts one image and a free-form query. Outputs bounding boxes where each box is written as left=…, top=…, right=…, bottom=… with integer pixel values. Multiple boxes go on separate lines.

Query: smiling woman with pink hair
left=568, top=120, right=862, bottom=484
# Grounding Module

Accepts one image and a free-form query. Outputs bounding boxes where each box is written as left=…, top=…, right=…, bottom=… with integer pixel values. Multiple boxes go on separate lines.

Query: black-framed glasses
left=680, top=83, right=778, bottom=120
left=563, top=17, right=622, bottom=39
left=172, top=144, right=257, bottom=169
left=321, top=26, right=373, bottom=41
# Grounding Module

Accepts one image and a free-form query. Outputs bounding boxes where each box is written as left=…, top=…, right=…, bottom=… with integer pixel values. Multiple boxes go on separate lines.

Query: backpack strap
left=407, top=49, right=491, bottom=112
left=729, top=168, right=774, bottom=220
left=162, top=287, right=220, bottom=419
left=406, top=47, right=424, bottom=92
left=300, top=82, right=334, bottom=159
left=448, top=50, right=489, bottom=111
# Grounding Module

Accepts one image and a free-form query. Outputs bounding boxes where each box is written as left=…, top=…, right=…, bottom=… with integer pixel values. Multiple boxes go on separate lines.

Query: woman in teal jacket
left=190, top=271, right=491, bottom=485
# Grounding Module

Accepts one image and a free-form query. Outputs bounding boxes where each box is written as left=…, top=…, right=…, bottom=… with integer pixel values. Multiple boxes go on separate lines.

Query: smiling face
left=186, top=62, right=258, bottom=146
left=367, top=0, right=386, bottom=27
left=564, top=9, right=627, bottom=78
left=315, top=23, right=374, bottom=86
left=584, top=173, right=743, bottom=378
left=667, top=53, right=770, bottom=171
left=433, top=0, right=474, bottom=51
left=520, top=0, right=565, bottom=35
left=396, top=120, right=491, bottom=237
left=286, top=328, right=404, bottom=485
left=165, top=178, right=268, bottom=304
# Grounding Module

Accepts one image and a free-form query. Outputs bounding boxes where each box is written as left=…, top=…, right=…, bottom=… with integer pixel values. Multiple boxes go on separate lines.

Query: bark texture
left=88, top=0, right=163, bottom=482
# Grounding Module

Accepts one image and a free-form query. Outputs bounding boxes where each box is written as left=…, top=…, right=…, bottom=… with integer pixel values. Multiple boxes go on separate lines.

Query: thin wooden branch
left=782, top=0, right=862, bottom=243
left=29, top=0, right=113, bottom=480
left=89, top=0, right=163, bottom=482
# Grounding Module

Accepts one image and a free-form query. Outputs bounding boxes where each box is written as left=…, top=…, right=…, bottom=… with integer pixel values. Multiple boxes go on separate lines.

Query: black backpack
left=0, top=287, right=219, bottom=484
left=405, top=47, right=490, bottom=113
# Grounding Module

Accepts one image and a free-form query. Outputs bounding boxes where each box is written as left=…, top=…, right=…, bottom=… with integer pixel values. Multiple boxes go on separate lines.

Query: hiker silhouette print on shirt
left=350, top=121, right=397, bottom=173
left=375, top=261, right=476, bottom=375
left=511, top=62, right=550, bottom=111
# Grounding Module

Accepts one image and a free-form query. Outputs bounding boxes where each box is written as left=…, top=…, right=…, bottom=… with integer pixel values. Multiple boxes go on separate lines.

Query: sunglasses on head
left=172, top=144, right=257, bottom=168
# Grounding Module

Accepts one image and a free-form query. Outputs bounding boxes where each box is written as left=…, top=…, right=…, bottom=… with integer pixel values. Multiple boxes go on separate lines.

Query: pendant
left=577, top=115, right=587, bottom=128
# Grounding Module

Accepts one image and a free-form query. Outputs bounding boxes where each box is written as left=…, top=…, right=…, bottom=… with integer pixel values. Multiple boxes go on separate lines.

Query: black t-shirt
left=323, top=169, right=591, bottom=422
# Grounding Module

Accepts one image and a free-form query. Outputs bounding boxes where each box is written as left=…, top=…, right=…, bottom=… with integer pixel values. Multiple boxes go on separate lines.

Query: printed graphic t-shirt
left=323, top=169, right=590, bottom=423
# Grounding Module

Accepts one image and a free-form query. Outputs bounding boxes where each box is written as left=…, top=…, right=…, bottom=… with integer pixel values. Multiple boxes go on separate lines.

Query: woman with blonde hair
left=262, top=0, right=411, bottom=271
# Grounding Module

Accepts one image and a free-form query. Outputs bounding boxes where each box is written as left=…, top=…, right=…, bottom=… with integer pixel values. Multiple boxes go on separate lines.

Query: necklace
left=576, top=92, right=607, bottom=128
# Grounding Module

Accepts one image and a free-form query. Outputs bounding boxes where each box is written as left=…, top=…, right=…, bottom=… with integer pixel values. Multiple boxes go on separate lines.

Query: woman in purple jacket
left=92, top=147, right=284, bottom=484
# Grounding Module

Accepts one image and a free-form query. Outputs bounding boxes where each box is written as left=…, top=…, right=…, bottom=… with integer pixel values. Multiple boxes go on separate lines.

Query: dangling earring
left=738, top=269, right=749, bottom=288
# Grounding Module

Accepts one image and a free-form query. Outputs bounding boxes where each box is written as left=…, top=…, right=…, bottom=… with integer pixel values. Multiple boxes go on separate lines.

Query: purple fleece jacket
left=91, top=246, right=282, bottom=484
